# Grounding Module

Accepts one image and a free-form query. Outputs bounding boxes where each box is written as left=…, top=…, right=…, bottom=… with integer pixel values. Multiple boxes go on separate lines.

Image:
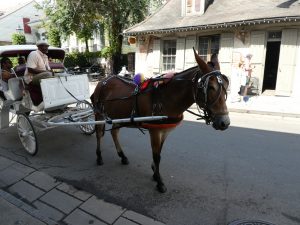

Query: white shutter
left=292, top=30, right=300, bottom=97
left=250, top=31, right=266, bottom=94
left=152, top=39, right=161, bottom=73
left=175, top=37, right=185, bottom=72
left=276, top=29, right=298, bottom=96
left=184, top=36, right=197, bottom=69
left=218, top=33, right=234, bottom=63
left=218, top=33, right=234, bottom=79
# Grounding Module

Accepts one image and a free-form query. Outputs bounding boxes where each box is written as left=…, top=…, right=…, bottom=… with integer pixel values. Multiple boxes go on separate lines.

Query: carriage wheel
left=76, top=101, right=96, bottom=135
left=17, top=113, right=38, bottom=155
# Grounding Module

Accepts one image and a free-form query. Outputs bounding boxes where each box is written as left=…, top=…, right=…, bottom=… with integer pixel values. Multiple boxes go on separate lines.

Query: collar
left=37, top=49, right=47, bottom=57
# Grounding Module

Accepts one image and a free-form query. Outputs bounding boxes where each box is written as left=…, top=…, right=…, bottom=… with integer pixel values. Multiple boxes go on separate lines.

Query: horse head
left=193, top=48, right=230, bottom=130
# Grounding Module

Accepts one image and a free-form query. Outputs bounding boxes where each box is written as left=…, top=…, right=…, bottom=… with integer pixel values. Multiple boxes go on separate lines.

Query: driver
left=24, top=40, right=53, bottom=106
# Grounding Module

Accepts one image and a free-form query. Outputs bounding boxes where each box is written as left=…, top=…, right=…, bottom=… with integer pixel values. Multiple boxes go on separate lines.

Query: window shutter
left=175, top=37, right=185, bottom=71
left=292, top=30, right=300, bottom=97
left=218, top=33, right=234, bottom=63
left=250, top=31, right=266, bottom=95
left=276, top=29, right=298, bottom=96
left=184, top=36, right=196, bottom=69
left=152, top=39, right=161, bottom=73
left=218, top=33, right=234, bottom=79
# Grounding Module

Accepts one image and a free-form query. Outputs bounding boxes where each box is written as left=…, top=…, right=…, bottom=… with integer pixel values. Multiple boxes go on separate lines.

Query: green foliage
left=47, top=26, right=61, bottom=47
left=11, top=33, right=26, bottom=45
left=101, top=46, right=113, bottom=59
left=40, top=0, right=162, bottom=72
left=40, top=0, right=102, bottom=51
left=64, top=51, right=101, bottom=68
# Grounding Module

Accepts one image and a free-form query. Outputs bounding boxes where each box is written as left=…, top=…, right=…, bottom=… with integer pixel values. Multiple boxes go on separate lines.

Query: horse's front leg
left=111, top=124, right=129, bottom=165
left=149, top=129, right=170, bottom=193
left=95, top=114, right=105, bottom=165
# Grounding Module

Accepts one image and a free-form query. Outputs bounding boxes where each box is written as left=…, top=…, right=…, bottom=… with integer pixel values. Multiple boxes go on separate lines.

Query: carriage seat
left=49, top=62, right=65, bottom=70
left=14, top=64, right=26, bottom=77
left=3, top=77, right=23, bottom=101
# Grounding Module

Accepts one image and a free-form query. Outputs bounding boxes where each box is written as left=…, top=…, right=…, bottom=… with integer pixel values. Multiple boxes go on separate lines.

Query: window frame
left=161, top=39, right=177, bottom=73
left=184, top=0, right=202, bottom=16
left=198, top=35, right=220, bottom=62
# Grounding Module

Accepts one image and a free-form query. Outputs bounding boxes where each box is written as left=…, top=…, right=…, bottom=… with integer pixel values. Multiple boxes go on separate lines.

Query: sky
left=0, top=0, right=42, bottom=11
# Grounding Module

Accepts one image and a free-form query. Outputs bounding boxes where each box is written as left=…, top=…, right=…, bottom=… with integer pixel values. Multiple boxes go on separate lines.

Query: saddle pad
left=141, top=114, right=183, bottom=129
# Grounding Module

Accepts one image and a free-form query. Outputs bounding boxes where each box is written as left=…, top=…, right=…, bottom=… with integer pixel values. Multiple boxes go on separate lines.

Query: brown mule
left=91, top=48, right=230, bottom=193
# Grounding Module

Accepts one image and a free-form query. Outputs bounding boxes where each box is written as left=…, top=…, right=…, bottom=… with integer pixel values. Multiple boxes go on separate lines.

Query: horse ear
left=193, top=47, right=212, bottom=74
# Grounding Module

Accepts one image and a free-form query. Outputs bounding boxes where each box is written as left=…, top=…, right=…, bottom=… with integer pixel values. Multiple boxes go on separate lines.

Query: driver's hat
left=36, top=40, right=49, bottom=46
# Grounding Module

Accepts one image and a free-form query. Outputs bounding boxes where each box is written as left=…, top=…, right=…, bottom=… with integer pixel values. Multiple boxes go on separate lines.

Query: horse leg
left=95, top=114, right=105, bottom=165
left=149, top=129, right=170, bottom=193
left=111, top=124, right=129, bottom=165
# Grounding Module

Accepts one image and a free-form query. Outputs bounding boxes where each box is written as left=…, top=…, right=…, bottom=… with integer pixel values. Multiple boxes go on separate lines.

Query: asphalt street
left=1, top=112, right=300, bottom=225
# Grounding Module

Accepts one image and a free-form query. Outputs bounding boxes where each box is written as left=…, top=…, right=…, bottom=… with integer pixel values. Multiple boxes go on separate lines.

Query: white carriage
left=0, top=45, right=168, bottom=157
left=0, top=45, right=95, bottom=155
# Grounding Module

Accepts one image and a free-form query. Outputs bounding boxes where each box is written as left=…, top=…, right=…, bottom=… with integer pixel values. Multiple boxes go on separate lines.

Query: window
left=198, top=35, right=220, bottom=62
left=162, top=40, right=176, bottom=72
left=186, top=0, right=201, bottom=15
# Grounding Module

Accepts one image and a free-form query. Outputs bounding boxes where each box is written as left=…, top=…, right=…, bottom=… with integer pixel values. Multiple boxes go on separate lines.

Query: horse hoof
left=156, top=184, right=167, bottom=193
left=121, top=157, right=129, bottom=165
left=97, top=159, right=103, bottom=165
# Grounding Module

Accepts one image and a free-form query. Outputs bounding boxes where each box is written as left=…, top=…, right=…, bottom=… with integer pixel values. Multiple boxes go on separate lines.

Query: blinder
left=196, top=70, right=228, bottom=108
left=192, top=70, right=228, bottom=124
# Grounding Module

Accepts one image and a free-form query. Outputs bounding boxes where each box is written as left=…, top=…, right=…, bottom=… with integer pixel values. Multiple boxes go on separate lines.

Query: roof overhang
left=124, top=16, right=300, bottom=36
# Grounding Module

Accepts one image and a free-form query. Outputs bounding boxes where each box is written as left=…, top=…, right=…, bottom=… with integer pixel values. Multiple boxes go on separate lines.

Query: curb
left=228, top=108, right=300, bottom=118
left=189, top=105, right=300, bottom=118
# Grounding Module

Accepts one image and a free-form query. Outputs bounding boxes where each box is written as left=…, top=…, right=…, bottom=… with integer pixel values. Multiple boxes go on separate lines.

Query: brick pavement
left=0, top=156, right=165, bottom=225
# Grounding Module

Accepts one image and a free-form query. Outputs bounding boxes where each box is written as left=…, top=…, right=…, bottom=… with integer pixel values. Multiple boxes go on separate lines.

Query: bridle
left=188, top=69, right=228, bottom=124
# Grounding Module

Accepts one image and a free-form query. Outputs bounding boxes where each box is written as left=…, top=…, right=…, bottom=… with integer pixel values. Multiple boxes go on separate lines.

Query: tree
left=11, top=33, right=26, bottom=45
left=41, top=0, right=162, bottom=73
left=90, top=0, right=162, bottom=74
left=47, top=26, right=61, bottom=47
left=39, top=0, right=101, bottom=52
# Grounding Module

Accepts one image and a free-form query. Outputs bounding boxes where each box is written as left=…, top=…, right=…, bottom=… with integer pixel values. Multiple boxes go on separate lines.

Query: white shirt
left=24, top=50, right=50, bottom=84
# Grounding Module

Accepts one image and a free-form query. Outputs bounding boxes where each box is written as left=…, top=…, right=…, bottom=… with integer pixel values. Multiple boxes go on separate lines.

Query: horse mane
left=172, top=66, right=201, bottom=80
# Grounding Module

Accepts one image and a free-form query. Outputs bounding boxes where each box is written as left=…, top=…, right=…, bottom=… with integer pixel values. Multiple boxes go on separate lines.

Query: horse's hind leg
left=149, top=129, right=170, bottom=193
left=111, top=124, right=129, bottom=165
left=95, top=114, right=105, bottom=165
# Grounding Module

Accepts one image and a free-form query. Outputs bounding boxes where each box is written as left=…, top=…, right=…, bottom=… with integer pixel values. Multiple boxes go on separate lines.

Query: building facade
left=125, top=0, right=300, bottom=97
left=0, top=0, right=45, bottom=45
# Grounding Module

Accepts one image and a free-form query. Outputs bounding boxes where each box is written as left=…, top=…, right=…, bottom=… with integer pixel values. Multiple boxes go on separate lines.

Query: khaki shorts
left=31, top=71, right=53, bottom=86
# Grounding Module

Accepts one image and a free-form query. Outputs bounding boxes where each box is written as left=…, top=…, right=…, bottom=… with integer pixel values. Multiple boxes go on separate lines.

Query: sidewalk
left=0, top=156, right=165, bottom=225
left=226, top=95, right=300, bottom=118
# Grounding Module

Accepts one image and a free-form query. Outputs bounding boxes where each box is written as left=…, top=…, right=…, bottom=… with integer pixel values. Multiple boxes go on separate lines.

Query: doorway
left=262, top=41, right=281, bottom=92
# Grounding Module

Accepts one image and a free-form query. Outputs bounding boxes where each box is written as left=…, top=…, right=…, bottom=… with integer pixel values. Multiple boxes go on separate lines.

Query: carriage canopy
left=0, top=45, right=65, bottom=59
